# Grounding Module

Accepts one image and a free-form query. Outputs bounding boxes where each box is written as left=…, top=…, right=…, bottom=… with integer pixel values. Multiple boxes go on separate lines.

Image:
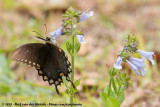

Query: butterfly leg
left=69, top=80, right=76, bottom=89
left=66, top=77, right=76, bottom=89
left=55, top=85, right=60, bottom=95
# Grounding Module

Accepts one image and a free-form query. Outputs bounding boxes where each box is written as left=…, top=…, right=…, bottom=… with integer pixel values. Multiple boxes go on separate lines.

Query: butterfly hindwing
left=39, top=43, right=72, bottom=86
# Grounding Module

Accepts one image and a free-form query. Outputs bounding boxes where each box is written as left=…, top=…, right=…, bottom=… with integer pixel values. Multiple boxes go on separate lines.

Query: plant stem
left=108, top=78, right=112, bottom=96
left=108, top=68, right=117, bottom=96
left=111, top=76, right=117, bottom=95
left=70, top=19, right=74, bottom=106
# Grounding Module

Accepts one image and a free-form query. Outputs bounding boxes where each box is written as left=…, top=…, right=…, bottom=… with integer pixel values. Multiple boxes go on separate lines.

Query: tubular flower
left=114, top=56, right=122, bottom=69
left=126, top=60, right=140, bottom=75
left=76, top=34, right=86, bottom=43
left=50, top=27, right=63, bottom=39
left=80, top=11, right=94, bottom=21
left=51, top=37, right=56, bottom=44
left=137, top=50, right=155, bottom=65
left=129, top=57, right=146, bottom=76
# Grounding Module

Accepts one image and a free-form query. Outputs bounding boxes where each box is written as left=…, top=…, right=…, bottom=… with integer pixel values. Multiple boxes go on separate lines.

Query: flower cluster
left=114, top=35, right=155, bottom=76
left=49, top=8, right=94, bottom=44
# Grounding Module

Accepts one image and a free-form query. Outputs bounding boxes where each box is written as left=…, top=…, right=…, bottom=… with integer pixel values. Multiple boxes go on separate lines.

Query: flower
left=50, top=27, right=63, bottom=39
left=126, top=60, right=140, bottom=75
left=129, top=57, right=146, bottom=76
left=131, top=44, right=136, bottom=47
left=137, top=50, right=155, bottom=65
left=51, top=37, right=56, bottom=44
left=73, top=24, right=76, bottom=29
left=76, top=34, right=86, bottom=43
left=114, top=56, right=122, bottom=69
left=124, top=47, right=128, bottom=50
left=80, top=11, right=94, bottom=21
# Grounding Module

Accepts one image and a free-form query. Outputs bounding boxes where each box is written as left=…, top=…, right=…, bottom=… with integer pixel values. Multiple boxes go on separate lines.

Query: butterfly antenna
left=32, top=31, right=42, bottom=37
left=32, top=31, right=46, bottom=41
left=44, top=24, right=48, bottom=37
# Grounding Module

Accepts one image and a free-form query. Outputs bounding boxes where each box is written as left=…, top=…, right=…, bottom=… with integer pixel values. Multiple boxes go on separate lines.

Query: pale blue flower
left=114, top=56, right=122, bottom=69
left=51, top=37, right=56, bottom=44
left=124, top=47, right=128, bottom=50
left=129, top=57, right=146, bottom=76
left=50, top=27, right=63, bottom=39
left=131, top=44, right=136, bottom=47
left=137, top=50, right=155, bottom=65
left=80, top=11, right=94, bottom=21
left=73, top=24, right=76, bottom=29
left=126, top=60, right=140, bottom=75
left=76, top=34, right=86, bottom=43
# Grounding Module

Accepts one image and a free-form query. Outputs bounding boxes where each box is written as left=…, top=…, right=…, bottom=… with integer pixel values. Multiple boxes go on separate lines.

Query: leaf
left=74, top=79, right=81, bottom=88
left=100, top=92, right=120, bottom=107
left=70, top=79, right=80, bottom=94
left=66, top=42, right=72, bottom=56
left=100, top=92, right=108, bottom=107
left=104, top=85, right=109, bottom=94
left=0, top=83, right=10, bottom=94
left=104, top=85, right=116, bottom=98
left=117, top=88, right=124, bottom=104
left=75, top=42, right=81, bottom=54
left=107, top=97, right=120, bottom=107
left=62, top=76, right=70, bottom=93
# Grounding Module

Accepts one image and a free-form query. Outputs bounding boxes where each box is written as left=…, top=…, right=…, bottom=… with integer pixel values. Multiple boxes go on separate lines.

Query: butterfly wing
left=11, top=42, right=73, bottom=94
left=11, top=43, right=50, bottom=69
left=39, top=43, right=72, bottom=94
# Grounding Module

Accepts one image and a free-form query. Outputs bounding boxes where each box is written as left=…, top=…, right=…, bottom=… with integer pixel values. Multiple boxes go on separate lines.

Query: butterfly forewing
left=11, top=43, right=50, bottom=69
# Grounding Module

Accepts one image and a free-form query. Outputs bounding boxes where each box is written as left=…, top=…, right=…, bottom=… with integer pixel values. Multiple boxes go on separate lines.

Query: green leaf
left=111, top=76, right=117, bottom=94
left=0, top=83, right=10, bottom=94
left=70, top=79, right=80, bottom=94
left=104, top=85, right=116, bottom=98
left=108, top=68, right=112, bottom=76
left=62, top=76, right=70, bottom=93
left=75, top=42, right=81, bottom=54
left=107, top=97, right=120, bottom=107
left=75, top=30, right=83, bottom=35
left=74, top=79, right=81, bottom=88
left=100, top=92, right=108, bottom=107
left=104, top=85, right=109, bottom=94
left=66, top=42, right=72, bottom=56
left=117, top=88, right=124, bottom=105
left=100, top=92, right=120, bottom=107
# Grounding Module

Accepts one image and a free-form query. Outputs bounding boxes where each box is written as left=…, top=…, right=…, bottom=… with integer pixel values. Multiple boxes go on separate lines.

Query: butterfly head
left=45, top=37, right=51, bottom=42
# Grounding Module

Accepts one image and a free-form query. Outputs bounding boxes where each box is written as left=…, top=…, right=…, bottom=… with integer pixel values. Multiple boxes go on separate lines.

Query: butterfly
left=11, top=36, right=75, bottom=94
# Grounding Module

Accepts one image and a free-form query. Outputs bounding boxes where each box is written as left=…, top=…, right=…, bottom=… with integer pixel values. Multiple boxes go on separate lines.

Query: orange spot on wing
left=59, top=48, right=62, bottom=53
left=60, top=73, right=63, bottom=76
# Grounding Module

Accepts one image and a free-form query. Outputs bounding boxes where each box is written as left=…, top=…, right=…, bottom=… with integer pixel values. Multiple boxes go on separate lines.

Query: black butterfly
left=11, top=36, right=75, bottom=94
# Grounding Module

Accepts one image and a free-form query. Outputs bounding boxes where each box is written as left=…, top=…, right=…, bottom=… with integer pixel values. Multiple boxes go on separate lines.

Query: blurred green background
left=0, top=0, right=160, bottom=107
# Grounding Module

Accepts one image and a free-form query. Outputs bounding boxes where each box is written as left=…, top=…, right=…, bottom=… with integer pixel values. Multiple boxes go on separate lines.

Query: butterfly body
left=11, top=38, right=74, bottom=94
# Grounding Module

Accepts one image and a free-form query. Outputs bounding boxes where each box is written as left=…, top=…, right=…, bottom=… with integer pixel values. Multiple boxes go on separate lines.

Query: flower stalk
left=70, top=20, right=75, bottom=106
left=50, top=7, right=94, bottom=106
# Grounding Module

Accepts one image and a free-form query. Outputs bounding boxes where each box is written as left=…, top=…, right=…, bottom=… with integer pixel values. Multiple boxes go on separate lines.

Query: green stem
left=117, top=85, right=121, bottom=96
left=111, top=68, right=118, bottom=95
left=70, top=19, right=74, bottom=107
left=120, top=49, right=125, bottom=55
left=111, top=76, right=117, bottom=95
left=108, top=78, right=112, bottom=96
